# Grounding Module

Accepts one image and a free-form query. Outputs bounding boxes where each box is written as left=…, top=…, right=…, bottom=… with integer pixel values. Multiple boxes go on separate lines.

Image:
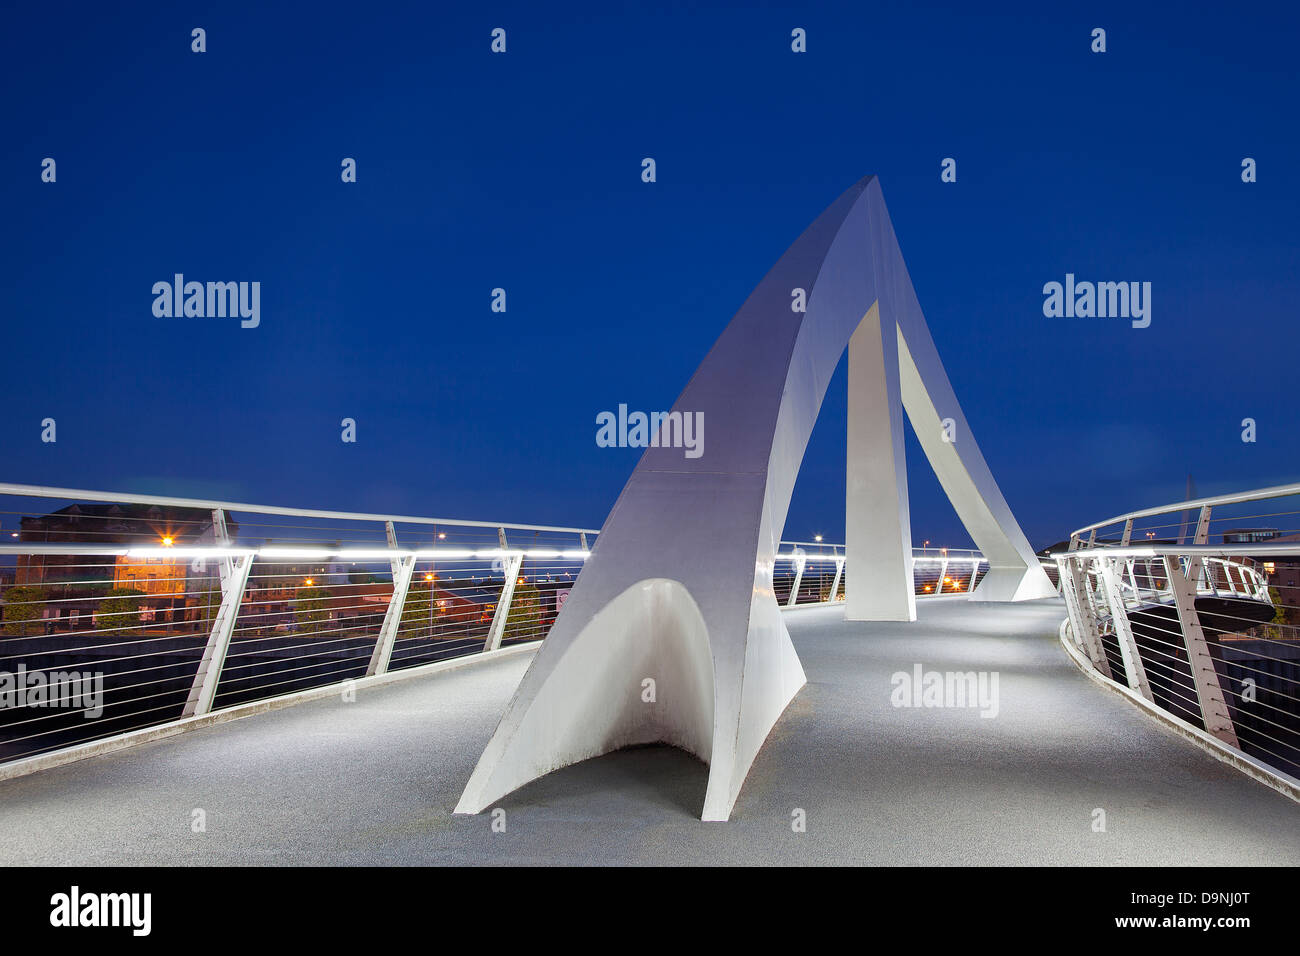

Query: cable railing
left=1059, top=483, right=1300, bottom=790
left=0, top=482, right=994, bottom=768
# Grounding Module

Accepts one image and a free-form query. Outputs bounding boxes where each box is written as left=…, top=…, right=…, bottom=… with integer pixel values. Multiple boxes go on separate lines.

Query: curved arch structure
left=456, top=176, right=1055, bottom=821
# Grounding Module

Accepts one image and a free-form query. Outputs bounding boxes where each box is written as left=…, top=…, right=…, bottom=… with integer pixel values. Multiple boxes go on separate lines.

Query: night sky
left=3, top=2, right=1298, bottom=550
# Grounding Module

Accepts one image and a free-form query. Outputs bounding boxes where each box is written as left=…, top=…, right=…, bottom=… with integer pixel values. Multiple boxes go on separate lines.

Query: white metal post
left=1163, top=554, right=1240, bottom=747
left=367, top=521, right=416, bottom=677
left=1194, top=505, right=1212, bottom=545
left=483, top=528, right=524, bottom=652
left=184, top=509, right=253, bottom=717
left=829, top=556, right=845, bottom=603
left=786, top=552, right=807, bottom=608
left=1097, top=558, right=1152, bottom=700
left=1060, top=558, right=1113, bottom=679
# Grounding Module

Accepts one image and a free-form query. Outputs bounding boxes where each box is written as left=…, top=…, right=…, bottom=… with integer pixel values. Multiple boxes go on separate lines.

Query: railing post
left=937, top=556, right=949, bottom=593
left=183, top=509, right=253, bottom=717
left=829, top=556, right=845, bottom=603
left=1060, top=557, right=1113, bottom=680
left=483, top=528, right=523, bottom=652
left=1163, top=553, right=1240, bottom=747
left=1097, top=557, right=1152, bottom=700
left=367, top=521, right=415, bottom=677
left=1195, top=506, right=1211, bottom=543
left=786, top=550, right=807, bottom=608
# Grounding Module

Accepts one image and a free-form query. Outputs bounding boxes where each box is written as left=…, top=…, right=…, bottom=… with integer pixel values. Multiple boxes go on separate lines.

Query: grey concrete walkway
left=1, top=597, right=1296, bottom=865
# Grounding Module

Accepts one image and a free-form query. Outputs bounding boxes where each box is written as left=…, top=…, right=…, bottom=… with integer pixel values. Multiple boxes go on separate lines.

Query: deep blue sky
left=3, top=1, right=1297, bottom=550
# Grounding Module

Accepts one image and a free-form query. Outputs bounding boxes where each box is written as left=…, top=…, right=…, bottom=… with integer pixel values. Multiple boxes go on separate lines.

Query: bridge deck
left=1, top=598, right=1296, bottom=865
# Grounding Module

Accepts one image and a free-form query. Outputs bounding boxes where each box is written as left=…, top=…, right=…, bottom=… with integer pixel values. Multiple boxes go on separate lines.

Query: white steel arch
left=456, top=176, right=1054, bottom=821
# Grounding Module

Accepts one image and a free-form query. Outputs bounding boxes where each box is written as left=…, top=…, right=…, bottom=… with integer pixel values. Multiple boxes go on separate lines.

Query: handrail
left=1059, top=491, right=1300, bottom=796
left=1072, top=480, right=1300, bottom=537
left=1067, top=543, right=1300, bottom=559
left=0, top=480, right=996, bottom=772
left=0, top=482, right=601, bottom=536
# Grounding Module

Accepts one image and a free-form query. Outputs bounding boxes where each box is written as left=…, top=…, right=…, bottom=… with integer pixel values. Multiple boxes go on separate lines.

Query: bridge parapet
left=0, top=482, right=992, bottom=775
left=1059, top=482, right=1300, bottom=795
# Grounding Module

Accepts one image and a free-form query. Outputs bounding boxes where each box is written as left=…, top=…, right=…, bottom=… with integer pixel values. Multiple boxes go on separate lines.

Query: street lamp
left=427, top=572, right=435, bottom=638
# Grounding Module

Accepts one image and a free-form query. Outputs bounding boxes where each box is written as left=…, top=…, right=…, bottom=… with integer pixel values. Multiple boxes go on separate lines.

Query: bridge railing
left=1059, top=482, right=1300, bottom=788
left=0, top=483, right=602, bottom=767
left=0, top=482, right=992, bottom=769
left=773, top=543, right=990, bottom=606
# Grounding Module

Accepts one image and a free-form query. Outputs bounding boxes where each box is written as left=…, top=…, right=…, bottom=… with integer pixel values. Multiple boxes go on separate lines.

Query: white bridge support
left=1165, top=555, right=1240, bottom=748
left=456, top=176, right=1054, bottom=821
left=367, top=522, right=414, bottom=677
left=183, top=510, right=254, bottom=718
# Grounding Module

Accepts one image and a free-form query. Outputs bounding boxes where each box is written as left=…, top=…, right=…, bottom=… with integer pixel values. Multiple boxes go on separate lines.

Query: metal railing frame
left=0, top=482, right=1000, bottom=768
left=1060, top=482, right=1300, bottom=765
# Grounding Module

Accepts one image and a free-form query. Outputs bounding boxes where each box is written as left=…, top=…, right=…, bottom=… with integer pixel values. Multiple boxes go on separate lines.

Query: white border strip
left=1057, top=618, right=1300, bottom=805
left=0, top=641, right=542, bottom=784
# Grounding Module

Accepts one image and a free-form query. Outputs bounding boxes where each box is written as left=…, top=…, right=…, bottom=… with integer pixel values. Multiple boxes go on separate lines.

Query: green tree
left=399, top=576, right=442, bottom=640
left=97, top=587, right=145, bottom=634
left=1262, top=585, right=1292, bottom=639
left=294, top=585, right=331, bottom=635
left=1270, top=586, right=1286, bottom=625
left=196, top=580, right=222, bottom=633
left=2, top=585, right=46, bottom=636
left=504, top=581, right=542, bottom=641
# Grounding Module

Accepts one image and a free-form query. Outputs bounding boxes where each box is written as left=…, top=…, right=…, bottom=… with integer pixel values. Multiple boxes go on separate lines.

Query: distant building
left=9, top=503, right=232, bottom=631
left=1223, top=529, right=1282, bottom=545
left=1221, top=529, right=1300, bottom=625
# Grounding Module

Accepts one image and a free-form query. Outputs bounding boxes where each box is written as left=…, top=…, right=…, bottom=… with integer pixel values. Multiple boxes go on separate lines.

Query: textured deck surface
left=2, top=597, right=1297, bottom=865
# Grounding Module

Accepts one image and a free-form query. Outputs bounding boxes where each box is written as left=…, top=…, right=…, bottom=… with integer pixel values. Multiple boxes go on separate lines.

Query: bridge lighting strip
left=769, top=553, right=983, bottom=563
left=254, top=547, right=593, bottom=561
left=2, top=543, right=986, bottom=564
left=125, top=547, right=257, bottom=558
left=1064, top=543, right=1300, bottom=560
left=0, top=544, right=594, bottom=561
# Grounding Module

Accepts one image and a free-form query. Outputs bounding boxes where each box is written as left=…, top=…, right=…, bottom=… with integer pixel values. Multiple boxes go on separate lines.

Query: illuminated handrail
left=0, top=481, right=992, bottom=771
left=1058, top=502, right=1300, bottom=797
